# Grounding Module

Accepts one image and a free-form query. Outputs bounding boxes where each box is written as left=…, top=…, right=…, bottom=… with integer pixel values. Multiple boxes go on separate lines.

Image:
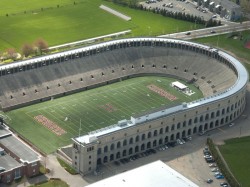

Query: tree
left=6, top=48, right=17, bottom=60
left=34, top=38, right=48, bottom=54
left=21, top=43, right=34, bottom=57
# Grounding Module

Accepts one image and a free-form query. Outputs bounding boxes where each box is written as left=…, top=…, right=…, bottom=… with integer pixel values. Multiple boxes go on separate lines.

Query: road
left=158, top=21, right=250, bottom=40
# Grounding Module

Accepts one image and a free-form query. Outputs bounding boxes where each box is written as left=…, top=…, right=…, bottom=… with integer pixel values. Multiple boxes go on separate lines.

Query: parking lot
left=84, top=134, right=227, bottom=186
left=141, top=0, right=216, bottom=21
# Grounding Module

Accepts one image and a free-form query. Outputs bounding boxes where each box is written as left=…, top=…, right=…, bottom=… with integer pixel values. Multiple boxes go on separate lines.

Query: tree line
left=0, top=38, right=48, bottom=62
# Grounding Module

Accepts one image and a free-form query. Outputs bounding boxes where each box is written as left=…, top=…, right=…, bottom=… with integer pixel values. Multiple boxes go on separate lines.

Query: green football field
left=4, top=76, right=203, bottom=154
left=0, top=0, right=202, bottom=51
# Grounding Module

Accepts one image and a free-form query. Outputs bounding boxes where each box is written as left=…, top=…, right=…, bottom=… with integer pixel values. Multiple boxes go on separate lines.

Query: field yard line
left=118, top=87, right=155, bottom=110
left=135, top=85, right=170, bottom=105
left=77, top=101, right=113, bottom=126
left=55, top=105, right=96, bottom=133
left=100, top=93, right=135, bottom=116
left=25, top=80, right=146, bottom=115
left=58, top=102, right=99, bottom=130
left=25, top=111, right=73, bottom=144
left=41, top=110, right=78, bottom=136
left=96, top=95, right=130, bottom=118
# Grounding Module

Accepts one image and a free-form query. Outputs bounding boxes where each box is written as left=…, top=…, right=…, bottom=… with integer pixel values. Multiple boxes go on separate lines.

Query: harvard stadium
left=0, top=38, right=248, bottom=175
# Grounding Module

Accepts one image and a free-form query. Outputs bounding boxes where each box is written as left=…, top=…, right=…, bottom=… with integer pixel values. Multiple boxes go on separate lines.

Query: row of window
left=97, top=105, right=241, bottom=155
left=96, top=109, right=242, bottom=164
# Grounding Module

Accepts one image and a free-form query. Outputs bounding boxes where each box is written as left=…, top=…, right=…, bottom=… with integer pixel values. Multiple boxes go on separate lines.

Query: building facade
left=71, top=38, right=248, bottom=176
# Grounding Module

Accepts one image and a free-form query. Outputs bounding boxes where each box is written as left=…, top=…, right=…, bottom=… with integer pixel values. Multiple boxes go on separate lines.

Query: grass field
left=219, top=136, right=250, bottom=186
left=29, top=179, right=69, bottom=187
left=193, top=30, right=250, bottom=75
left=5, top=76, right=203, bottom=154
left=0, top=0, right=202, bottom=51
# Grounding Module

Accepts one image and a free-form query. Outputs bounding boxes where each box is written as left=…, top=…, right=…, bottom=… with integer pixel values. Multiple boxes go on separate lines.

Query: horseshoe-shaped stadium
left=0, top=38, right=248, bottom=175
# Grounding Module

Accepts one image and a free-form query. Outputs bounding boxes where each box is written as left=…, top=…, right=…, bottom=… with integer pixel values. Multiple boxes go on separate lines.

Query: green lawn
left=219, top=136, right=250, bottom=187
left=29, top=179, right=69, bottom=187
left=193, top=30, right=250, bottom=74
left=5, top=76, right=203, bottom=154
left=0, top=0, right=203, bottom=51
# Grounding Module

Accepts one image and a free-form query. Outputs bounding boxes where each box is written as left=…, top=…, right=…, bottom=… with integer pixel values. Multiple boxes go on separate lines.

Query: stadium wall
left=67, top=38, right=248, bottom=176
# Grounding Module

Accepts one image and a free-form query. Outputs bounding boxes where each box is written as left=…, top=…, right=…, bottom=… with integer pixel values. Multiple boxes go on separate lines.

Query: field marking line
left=25, top=80, right=146, bottom=115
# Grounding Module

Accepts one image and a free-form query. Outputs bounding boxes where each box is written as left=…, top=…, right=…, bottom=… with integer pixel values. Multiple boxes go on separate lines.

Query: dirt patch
left=147, top=84, right=177, bottom=101
left=34, top=115, right=66, bottom=136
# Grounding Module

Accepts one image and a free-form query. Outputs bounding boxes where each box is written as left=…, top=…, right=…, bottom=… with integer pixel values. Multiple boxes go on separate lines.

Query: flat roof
left=0, top=154, right=22, bottom=172
left=86, top=160, right=199, bottom=187
left=172, top=81, right=187, bottom=90
left=0, top=135, right=40, bottom=163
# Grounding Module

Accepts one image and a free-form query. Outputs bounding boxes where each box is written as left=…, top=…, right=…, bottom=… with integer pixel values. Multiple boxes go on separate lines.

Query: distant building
left=197, top=0, right=242, bottom=20
left=0, top=122, right=41, bottom=184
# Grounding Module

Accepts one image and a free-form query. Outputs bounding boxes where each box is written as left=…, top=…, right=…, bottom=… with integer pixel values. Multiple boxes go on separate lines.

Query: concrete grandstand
left=0, top=38, right=240, bottom=111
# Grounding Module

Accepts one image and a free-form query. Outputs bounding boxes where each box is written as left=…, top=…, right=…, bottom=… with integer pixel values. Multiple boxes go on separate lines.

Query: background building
left=0, top=120, right=41, bottom=184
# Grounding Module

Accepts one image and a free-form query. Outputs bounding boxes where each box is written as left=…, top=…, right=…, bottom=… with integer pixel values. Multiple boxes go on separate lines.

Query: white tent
left=171, top=81, right=187, bottom=91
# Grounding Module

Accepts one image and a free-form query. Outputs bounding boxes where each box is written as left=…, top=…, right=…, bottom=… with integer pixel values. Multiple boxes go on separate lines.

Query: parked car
left=199, top=131, right=206, bottom=136
left=210, top=30, right=216, bottom=34
left=177, top=139, right=183, bottom=145
left=220, top=182, right=228, bottom=186
left=211, top=168, right=219, bottom=172
left=206, top=158, right=215, bottom=163
left=209, top=163, right=217, bottom=167
left=229, top=123, right=234, bottom=127
left=207, top=179, right=213, bottom=184
left=204, top=155, right=212, bottom=159
left=216, top=175, right=225, bottom=179
left=214, top=172, right=222, bottom=177
left=180, top=139, right=186, bottom=144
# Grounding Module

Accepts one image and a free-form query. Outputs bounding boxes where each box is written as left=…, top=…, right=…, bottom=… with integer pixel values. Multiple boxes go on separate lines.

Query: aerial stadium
left=0, top=37, right=248, bottom=176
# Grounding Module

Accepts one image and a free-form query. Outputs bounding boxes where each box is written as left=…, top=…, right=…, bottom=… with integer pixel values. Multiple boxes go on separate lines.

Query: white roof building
left=86, top=160, right=199, bottom=187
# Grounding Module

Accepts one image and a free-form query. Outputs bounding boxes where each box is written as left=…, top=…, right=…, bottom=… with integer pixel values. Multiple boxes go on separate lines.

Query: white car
left=229, top=123, right=234, bottom=127
left=209, top=163, right=217, bottom=167
left=177, top=139, right=183, bottom=145
left=211, top=168, right=219, bottom=172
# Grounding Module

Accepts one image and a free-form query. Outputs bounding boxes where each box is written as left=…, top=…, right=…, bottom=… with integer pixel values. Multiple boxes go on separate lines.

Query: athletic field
left=219, top=136, right=250, bottom=186
left=5, top=76, right=203, bottom=154
left=0, top=0, right=202, bottom=51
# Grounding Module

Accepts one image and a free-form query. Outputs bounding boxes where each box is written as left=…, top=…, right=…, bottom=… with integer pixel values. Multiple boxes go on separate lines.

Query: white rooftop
left=172, top=81, right=187, bottom=90
left=86, top=160, right=199, bottom=187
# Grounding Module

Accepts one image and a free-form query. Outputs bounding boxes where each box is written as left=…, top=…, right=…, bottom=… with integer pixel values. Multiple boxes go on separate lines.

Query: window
left=148, top=132, right=152, bottom=138
left=110, top=144, right=114, bottom=151
left=129, top=138, right=133, bottom=144
left=123, top=139, right=127, bottom=146
left=117, top=141, right=121, bottom=149
left=104, top=146, right=108, bottom=153
left=136, top=135, right=140, bottom=142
